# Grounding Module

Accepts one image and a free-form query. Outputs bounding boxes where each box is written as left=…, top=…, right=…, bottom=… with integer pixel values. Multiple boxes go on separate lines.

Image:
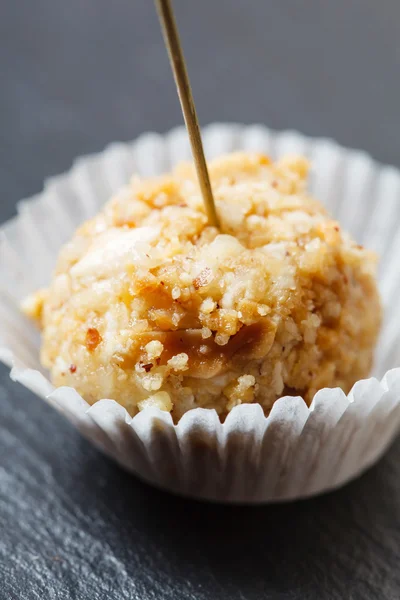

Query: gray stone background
left=1, top=1, right=400, bottom=598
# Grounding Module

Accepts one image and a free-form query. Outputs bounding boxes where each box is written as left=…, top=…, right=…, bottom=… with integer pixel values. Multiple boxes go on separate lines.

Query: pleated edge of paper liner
left=2, top=345, right=400, bottom=502
left=1, top=122, right=400, bottom=502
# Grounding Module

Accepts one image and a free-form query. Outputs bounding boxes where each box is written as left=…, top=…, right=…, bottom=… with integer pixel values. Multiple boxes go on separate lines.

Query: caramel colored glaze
left=142, top=287, right=202, bottom=331
left=136, top=318, right=277, bottom=379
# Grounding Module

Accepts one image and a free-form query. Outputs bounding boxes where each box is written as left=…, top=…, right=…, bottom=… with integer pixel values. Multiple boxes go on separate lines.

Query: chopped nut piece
left=193, top=267, right=213, bottom=289
left=145, top=340, right=164, bottom=360
left=138, top=391, right=173, bottom=412
left=85, top=328, right=102, bottom=351
left=167, top=353, right=189, bottom=371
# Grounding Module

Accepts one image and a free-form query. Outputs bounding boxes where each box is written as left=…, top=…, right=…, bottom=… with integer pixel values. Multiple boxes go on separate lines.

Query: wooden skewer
left=155, top=0, right=219, bottom=228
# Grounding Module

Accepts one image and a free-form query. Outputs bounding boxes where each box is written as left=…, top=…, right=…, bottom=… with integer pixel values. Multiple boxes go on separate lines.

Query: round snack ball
left=23, top=153, right=382, bottom=420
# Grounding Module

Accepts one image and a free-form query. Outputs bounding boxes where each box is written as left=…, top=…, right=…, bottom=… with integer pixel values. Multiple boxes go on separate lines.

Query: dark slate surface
left=1, top=1, right=400, bottom=598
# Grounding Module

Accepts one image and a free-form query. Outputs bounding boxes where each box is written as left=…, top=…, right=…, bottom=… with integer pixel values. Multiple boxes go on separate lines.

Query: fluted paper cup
left=1, top=123, right=400, bottom=503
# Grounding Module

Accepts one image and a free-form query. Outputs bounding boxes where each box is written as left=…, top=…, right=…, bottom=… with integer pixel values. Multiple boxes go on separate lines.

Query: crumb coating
left=22, top=153, right=382, bottom=420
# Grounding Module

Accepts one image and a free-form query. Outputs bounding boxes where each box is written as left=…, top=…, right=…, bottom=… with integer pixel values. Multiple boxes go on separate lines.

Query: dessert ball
left=23, top=152, right=381, bottom=420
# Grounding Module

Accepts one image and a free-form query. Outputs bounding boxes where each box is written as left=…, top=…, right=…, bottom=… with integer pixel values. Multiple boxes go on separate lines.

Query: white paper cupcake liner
left=1, top=123, right=400, bottom=503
